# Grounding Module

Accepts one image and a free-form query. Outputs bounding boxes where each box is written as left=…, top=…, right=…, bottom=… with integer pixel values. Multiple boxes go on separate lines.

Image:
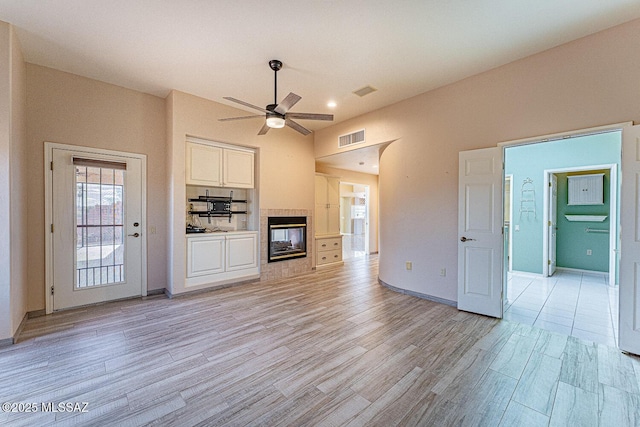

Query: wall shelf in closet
left=564, top=215, right=607, bottom=222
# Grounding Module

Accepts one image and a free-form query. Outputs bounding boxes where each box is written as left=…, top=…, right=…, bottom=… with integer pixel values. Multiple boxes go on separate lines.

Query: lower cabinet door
left=226, top=233, right=258, bottom=271
left=317, top=249, right=342, bottom=265
left=187, top=237, right=225, bottom=277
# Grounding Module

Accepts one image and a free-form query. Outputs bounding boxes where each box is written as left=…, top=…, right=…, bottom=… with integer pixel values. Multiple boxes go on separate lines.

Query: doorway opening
left=502, top=130, right=621, bottom=347
left=340, top=182, right=370, bottom=260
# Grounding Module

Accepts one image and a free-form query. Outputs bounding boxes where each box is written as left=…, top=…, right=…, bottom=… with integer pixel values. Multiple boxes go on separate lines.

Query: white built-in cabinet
left=315, top=174, right=343, bottom=267
left=315, top=174, right=340, bottom=236
left=568, top=173, right=604, bottom=205
left=187, top=235, right=225, bottom=277
left=186, top=141, right=254, bottom=188
left=226, top=233, right=258, bottom=271
left=186, top=231, right=259, bottom=287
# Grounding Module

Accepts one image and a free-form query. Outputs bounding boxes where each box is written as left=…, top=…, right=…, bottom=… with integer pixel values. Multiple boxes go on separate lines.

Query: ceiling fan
left=219, top=59, right=333, bottom=136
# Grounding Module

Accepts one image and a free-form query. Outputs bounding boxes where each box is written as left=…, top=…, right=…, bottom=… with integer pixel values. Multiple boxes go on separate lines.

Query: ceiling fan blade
left=257, top=122, right=270, bottom=135
left=218, top=115, right=263, bottom=122
left=286, top=112, right=334, bottom=121
left=223, top=97, right=270, bottom=114
left=274, top=92, right=302, bottom=115
left=285, top=118, right=311, bottom=136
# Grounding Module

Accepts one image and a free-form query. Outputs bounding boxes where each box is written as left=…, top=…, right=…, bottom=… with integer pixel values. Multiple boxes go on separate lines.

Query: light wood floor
left=1, top=255, right=639, bottom=426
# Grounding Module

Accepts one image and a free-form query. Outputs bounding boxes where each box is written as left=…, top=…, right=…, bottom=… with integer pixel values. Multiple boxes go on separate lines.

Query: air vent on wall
left=339, top=129, right=366, bottom=148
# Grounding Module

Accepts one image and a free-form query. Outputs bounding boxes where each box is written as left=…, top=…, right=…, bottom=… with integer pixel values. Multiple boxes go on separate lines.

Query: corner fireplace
left=268, top=216, right=307, bottom=262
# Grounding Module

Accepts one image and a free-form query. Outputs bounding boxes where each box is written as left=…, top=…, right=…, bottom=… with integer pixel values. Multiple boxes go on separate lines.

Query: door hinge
left=548, top=220, right=551, bottom=226
left=50, top=286, right=54, bottom=295
left=548, top=259, right=551, bottom=265
left=51, top=224, right=54, bottom=233
left=549, top=181, right=551, bottom=187
left=50, top=161, right=53, bottom=171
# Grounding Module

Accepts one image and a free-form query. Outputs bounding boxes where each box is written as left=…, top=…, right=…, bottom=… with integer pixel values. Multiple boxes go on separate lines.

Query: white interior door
left=51, top=147, right=145, bottom=311
left=548, top=174, right=558, bottom=276
left=619, top=124, right=640, bottom=355
left=458, top=147, right=504, bottom=318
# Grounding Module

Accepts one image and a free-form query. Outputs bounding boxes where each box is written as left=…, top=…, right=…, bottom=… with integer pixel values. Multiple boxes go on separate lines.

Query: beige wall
left=315, top=164, right=379, bottom=254
left=26, top=64, right=168, bottom=311
left=315, top=19, right=640, bottom=302
left=167, top=90, right=315, bottom=294
left=10, top=25, right=27, bottom=338
left=0, top=22, right=27, bottom=342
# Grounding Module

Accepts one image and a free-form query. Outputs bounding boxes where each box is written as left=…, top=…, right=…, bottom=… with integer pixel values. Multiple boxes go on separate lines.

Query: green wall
left=555, top=171, right=610, bottom=272
left=504, top=131, right=620, bottom=274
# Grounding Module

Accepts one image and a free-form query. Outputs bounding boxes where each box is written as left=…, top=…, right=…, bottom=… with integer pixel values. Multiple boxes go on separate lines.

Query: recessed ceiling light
left=327, top=101, right=337, bottom=108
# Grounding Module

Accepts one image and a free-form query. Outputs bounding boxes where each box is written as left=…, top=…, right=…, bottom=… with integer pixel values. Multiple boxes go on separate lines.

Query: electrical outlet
left=406, top=261, right=412, bottom=271
left=149, top=226, right=156, bottom=235
left=440, top=268, right=446, bottom=277
left=586, top=249, right=592, bottom=256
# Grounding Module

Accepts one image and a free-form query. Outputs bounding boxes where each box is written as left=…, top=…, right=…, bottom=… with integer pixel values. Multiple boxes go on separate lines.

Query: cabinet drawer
left=317, top=249, right=342, bottom=265
left=317, top=237, right=342, bottom=252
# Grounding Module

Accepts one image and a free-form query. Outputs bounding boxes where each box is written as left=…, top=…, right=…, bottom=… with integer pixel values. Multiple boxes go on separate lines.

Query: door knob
left=128, top=233, right=140, bottom=238
left=460, top=236, right=475, bottom=242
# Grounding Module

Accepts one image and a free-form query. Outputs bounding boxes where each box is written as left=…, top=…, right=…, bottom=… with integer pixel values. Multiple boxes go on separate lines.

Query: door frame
left=44, top=142, right=148, bottom=314
left=339, top=180, right=370, bottom=257
left=504, top=174, right=513, bottom=272
left=542, top=164, right=618, bottom=283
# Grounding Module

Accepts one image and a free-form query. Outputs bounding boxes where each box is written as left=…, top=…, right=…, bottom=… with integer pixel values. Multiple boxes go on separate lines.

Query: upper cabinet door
left=326, top=176, right=340, bottom=207
left=568, top=173, right=604, bottom=205
left=186, top=142, right=222, bottom=186
left=223, top=149, right=254, bottom=188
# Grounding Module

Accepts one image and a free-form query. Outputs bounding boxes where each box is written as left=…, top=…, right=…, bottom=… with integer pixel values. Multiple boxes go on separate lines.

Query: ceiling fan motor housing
left=266, top=103, right=284, bottom=118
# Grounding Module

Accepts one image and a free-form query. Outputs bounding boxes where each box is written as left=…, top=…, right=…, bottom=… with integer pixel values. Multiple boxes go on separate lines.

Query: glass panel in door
left=75, top=165, right=125, bottom=288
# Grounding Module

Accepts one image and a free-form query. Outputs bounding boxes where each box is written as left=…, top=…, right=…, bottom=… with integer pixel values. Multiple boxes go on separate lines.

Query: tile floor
left=504, top=269, right=619, bottom=347
left=342, top=233, right=367, bottom=260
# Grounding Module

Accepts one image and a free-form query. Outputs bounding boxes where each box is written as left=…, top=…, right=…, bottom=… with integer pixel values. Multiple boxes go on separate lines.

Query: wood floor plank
left=455, top=368, right=518, bottom=426
left=549, top=381, right=598, bottom=427
left=345, top=366, right=424, bottom=427
left=597, top=344, right=640, bottom=394
left=534, top=329, right=568, bottom=359
left=431, top=347, right=496, bottom=400
left=512, top=351, right=562, bottom=415
left=499, top=400, right=549, bottom=427
left=560, top=336, right=599, bottom=393
left=489, top=332, right=538, bottom=379
left=597, top=383, right=640, bottom=426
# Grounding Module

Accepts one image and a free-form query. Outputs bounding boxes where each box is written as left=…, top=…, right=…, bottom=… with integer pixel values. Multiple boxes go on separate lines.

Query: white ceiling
left=1, top=1, right=639, bottom=172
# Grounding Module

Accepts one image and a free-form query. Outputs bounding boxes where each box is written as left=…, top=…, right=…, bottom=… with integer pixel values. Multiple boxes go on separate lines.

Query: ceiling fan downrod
left=269, top=59, right=282, bottom=105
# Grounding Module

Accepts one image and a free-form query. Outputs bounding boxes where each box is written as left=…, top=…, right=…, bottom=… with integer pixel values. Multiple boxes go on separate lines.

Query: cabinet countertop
left=186, top=230, right=258, bottom=238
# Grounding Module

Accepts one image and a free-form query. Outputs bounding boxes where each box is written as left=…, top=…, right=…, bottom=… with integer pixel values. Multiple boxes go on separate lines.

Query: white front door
left=458, top=147, right=504, bottom=318
left=50, top=146, right=145, bottom=311
left=548, top=174, right=558, bottom=276
left=619, top=124, right=640, bottom=355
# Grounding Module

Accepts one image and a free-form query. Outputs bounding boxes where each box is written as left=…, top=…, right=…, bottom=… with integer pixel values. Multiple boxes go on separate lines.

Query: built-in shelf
left=564, top=215, right=607, bottom=222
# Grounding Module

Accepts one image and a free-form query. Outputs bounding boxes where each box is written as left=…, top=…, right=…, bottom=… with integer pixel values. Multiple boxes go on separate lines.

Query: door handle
left=128, top=233, right=140, bottom=238
left=460, top=236, right=476, bottom=242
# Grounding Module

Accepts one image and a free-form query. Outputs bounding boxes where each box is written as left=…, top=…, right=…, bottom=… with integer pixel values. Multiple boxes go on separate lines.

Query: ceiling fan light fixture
left=266, top=116, right=285, bottom=128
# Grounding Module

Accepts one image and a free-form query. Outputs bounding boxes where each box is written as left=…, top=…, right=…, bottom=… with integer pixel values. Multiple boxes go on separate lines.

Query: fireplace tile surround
left=260, top=209, right=313, bottom=281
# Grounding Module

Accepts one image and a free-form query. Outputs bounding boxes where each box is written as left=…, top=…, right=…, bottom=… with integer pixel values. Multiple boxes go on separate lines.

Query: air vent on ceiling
left=353, top=85, right=377, bottom=97
left=339, top=129, right=366, bottom=148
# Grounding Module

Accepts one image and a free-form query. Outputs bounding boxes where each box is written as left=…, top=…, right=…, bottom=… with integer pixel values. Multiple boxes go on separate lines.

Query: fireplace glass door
left=268, top=217, right=307, bottom=262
